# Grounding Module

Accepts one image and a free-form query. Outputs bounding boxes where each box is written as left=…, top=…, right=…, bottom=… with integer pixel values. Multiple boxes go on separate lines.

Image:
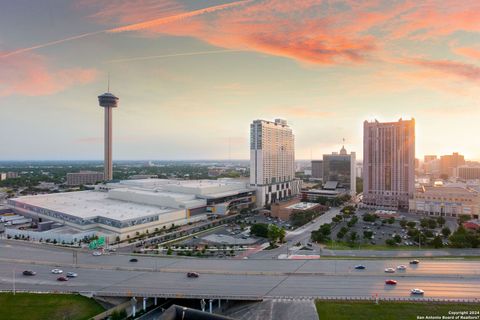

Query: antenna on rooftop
left=107, top=72, right=110, bottom=92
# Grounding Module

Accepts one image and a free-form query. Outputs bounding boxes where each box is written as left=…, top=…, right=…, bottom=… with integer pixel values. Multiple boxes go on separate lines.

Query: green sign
left=88, top=237, right=106, bottom=250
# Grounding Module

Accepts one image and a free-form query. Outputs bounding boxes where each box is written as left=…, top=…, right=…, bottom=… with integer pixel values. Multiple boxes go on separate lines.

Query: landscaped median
left=0, top=292, right=104, bottom=320
left=315, top=301, right=480, bottom=320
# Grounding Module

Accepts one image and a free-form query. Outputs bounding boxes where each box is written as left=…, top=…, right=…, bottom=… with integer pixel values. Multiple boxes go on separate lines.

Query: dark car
left=354, top=265, right=366, bottom=270
left=409, top=260, right=420, bottom=265
left=187, top=272, right=199, bottom=278
left=129, top=258, right=138, bottom=263
left=57, top=276, right=68, bottom=281
left=22, top=270, right=36, bottom=276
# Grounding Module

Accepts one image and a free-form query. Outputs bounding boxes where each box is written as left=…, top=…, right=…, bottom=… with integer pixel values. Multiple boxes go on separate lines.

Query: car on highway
left=66, top=272, right=78, bottom=278
left=384, top=268, right=395, bottom=273
left=411, top=288, right=424, bottom=295
left=385, top=279, right=397, bottom=285
left=354, top=265, right=366, bottom=270
left=51, top=269, right=63, bottom=274
left=396, top=265, right=407, bottom=271
left=410, top=259, right=420, bottom=265
left=129, top=258, right=138, bottom=263
left=57, top=276, right=68, bottom=282
left=92, top=251, right=102, bottom=256
left=187, top=272, right=199, bottom=278
left=22, top=270, right=36, bottom=276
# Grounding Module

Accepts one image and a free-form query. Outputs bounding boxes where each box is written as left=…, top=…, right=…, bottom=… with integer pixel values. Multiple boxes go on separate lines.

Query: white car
left=92, top=251, right=102, bottom=256
left=384, top=268, right=395, bottom=273
left=66, top=272, right=78, bottom=278
left=51, top=269, right=63, bottom=274
left=397, top=265, right=407, bottom=270
left=411, top=288, right=425, bottom=295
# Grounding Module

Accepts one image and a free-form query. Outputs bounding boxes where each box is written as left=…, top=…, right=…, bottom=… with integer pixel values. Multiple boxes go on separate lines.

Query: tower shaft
left=104, top=107, right=113, bottom=180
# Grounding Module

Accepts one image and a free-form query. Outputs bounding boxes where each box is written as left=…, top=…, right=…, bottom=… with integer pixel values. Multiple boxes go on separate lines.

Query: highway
left=0, top=240, right=479, bottom=301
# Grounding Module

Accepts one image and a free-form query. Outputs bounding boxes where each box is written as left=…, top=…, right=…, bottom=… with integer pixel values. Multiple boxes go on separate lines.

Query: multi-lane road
left=0, top=240, right=479, bottom=301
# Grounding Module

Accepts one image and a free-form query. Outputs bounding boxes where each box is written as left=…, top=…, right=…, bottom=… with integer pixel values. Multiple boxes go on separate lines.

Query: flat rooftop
left=286, top=202, right=319, bottom=210
left=11, top=191, right=176, bottom=222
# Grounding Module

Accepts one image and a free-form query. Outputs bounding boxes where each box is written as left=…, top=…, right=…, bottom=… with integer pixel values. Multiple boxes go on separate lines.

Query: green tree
left=399, top=219, right=407, bottom=228
left=388, top=217, right=395, bottom=224
left=393, top=234, right=402, bottom=243
left=427, top=219, right=437, bottom=229
left=441, top=227, right=451, bottom=238
left=250, top=223, right=269, bottom=238
left=407, top=221, right=416, bottom=228
left=363, top=230, right=373, bottom=239
left=430, top=236, right=443, bottom=248
left=385, top=239, right=396, bottom=246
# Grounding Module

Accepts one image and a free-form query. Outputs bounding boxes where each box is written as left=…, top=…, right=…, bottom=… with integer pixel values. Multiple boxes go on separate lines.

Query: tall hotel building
left=250, top=119, right=301, bottom=207
left=363, top=118, right=415, bottom=209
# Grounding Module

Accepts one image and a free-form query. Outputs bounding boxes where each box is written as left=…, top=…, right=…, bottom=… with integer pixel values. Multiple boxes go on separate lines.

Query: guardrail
left=1, top=289, right=477, bottom=304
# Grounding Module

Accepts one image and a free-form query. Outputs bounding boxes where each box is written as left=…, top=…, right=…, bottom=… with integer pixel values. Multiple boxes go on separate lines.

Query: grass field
left=0, top=293, right=104, bottom=320
left=316, top=301, right=480, bottom=320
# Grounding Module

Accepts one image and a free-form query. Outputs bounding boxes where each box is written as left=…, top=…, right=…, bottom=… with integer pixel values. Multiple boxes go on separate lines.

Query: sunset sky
left=0, top=0, right=479, bottom=161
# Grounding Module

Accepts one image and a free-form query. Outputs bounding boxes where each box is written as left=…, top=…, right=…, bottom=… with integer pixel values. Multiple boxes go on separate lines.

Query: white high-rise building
left=250, top=119, right=301, bottom=207
left=362, top=118, right=415, bottom=209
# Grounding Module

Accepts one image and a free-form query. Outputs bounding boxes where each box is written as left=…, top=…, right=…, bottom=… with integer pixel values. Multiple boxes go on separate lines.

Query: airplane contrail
left=105, top=49, right=244, bottom=63
left=0, top=0, right=252, bottom=59
left=106, top=0, right=253, bottom=33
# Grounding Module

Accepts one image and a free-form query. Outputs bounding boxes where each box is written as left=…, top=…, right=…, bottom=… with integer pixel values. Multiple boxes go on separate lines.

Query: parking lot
left=330, top=209, right=458, bottom=247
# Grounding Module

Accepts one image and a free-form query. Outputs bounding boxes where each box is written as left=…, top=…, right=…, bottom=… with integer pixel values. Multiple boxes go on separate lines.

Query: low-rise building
left=271, top=198, right=325, bottom=221
left=66, top=171, right=104, bottom=186
left=409, top=185, right=480, bottom=219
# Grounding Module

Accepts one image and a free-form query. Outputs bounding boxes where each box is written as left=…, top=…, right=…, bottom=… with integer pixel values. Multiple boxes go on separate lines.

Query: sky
left=0, top=0, right=479, bottom=161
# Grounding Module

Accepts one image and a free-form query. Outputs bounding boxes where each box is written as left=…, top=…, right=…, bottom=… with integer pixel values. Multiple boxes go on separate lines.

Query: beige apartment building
left=409, top=185, right=480, bottom=219
left=250, top=119, right=301, bottom=206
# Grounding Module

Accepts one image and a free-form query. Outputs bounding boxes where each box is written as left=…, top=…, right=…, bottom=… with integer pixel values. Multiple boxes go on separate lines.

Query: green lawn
left=0, top=293, right=104, bottom=320
left=316, top=301, right=480, bottom=320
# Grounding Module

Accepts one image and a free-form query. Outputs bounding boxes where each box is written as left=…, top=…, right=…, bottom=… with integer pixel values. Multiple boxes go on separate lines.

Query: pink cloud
left=0, top=52, right=97, bottom=96
left=453, top=47, right=480, bottom=61
left=403, top=58, right=480, bottom=83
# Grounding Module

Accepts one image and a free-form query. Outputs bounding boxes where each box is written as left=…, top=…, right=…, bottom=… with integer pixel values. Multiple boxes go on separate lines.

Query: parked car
left=66, top=272, right=78, bottom=278
left=22, top=270, right=36, bottom=276
left=51, top=269, right=63, bottom=274
left=385, top=279, right=397, bottom=285
left=92, top=251, right=102, bottom=256
left=411, top=288, right=424, bottom=295
left=57, top=276, right=68, bottom=281
left=187, top=272, right=199, bottom=278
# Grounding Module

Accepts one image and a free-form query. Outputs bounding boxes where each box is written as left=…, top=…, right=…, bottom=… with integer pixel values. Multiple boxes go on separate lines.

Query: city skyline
left=1, top=0, right=480, bottom=161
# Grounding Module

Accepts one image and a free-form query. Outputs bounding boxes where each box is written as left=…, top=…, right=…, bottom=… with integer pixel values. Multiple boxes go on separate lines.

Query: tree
left=363, top=231, right=373, bottom=239
left=407, top=221, right=416, bottom=229
left=337, top=231, right=345, bottom=239
left=420, top=218, right=428, bottom=228
left=166, top=247, right=173, bottom=255
left=388, top=217, right=395, bottom=224
left=441, top=227, right=451, bottom=238
left=347, top=231, right=358, bottom=247
left=393, top=234, right=402, bottom=243
left=386, top=239, right=396, bottom=246
left=427, top=219, right=437, bottom=229
left=458, top=215, right=471, bottom=224
left=399, top=219, right=407, bottom=228
left=250, top=223, right=269, bottom=238
left=347, top=216, right=358, bottom=227
left=430, top=236, right=443, bottom=248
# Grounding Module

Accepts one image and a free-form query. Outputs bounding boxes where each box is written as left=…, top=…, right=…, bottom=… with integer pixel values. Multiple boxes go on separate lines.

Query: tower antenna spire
left=107, top=72, right=110, bottom=92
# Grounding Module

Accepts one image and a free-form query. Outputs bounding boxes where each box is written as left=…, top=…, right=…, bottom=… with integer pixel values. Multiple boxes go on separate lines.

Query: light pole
left=13, top=269, right=15, bottom=295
